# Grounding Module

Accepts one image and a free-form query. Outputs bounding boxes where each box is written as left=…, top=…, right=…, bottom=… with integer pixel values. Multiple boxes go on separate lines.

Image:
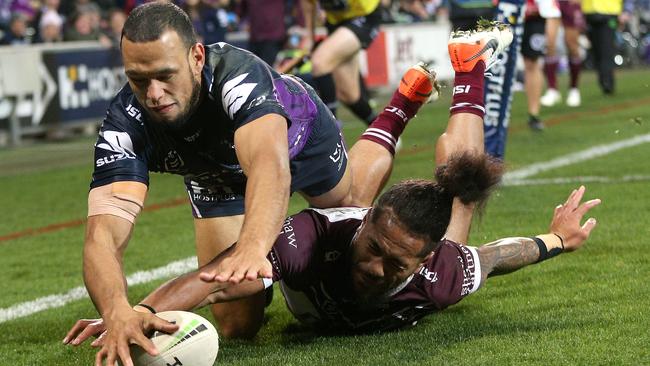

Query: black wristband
left=532, top=237, right=563, bottom=263
left=136, top=303, right=156, bottom=314
left=552, top=233, right=565, bottom=250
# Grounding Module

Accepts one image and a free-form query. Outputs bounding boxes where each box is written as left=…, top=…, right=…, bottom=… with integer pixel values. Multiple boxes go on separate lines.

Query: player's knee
left=336, top=88, right=359, bottom=105
left=217, top=319, right=262, bottom=340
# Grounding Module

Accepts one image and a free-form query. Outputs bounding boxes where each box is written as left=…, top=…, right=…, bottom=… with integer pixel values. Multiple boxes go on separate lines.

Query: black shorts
left=326, top=6, right=382, bottom=49
left=185, top=102, right=347, bottom=219
left=522, top=16, right=546, bottom=60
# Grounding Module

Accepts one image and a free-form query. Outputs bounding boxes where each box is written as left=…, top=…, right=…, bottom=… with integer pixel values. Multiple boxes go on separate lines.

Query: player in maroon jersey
left=64, top=24, right=600, bottom=364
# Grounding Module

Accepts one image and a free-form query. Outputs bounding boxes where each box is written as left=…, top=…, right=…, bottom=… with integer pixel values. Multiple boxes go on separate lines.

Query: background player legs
left=311, top=27, right=376, bottom=124
left=564, top=25, right=583, bottom=106
left=193, top=215, right=266, bottom=339
left=525, top=56, right=545, bottom=130
left=541, top=17, right=562, bottom=107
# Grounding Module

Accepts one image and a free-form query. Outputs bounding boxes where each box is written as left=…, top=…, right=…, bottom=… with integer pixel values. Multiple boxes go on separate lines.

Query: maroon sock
left=544, top=56, right=559, bottom=90
left=569, top=57, right=581, bottom=88
left=449, top=60, right=486, bottom=118
left=359, top=91, right=421, bottom=155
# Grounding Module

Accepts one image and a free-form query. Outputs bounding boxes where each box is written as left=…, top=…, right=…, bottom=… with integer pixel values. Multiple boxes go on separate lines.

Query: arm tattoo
left=477, top=237, right=541, bottom=278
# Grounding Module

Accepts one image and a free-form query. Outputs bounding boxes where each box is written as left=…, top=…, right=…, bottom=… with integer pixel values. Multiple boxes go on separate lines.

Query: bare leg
left=193, top=215, right=265, bottom=339
left=524, top=57, right=543, bottom=118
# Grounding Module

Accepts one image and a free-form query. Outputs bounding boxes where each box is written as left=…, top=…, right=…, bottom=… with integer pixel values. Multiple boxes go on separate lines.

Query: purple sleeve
left=267, top=211, right=322, bottom=282
left=417, top=239, right=482, bottom=308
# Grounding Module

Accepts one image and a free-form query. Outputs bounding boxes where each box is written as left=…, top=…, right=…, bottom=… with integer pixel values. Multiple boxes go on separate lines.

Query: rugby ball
left=130, top=311, right=219, bottom=366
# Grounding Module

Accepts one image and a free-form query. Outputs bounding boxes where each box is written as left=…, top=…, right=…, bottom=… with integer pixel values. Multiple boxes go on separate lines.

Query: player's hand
left=63, top=318, right=106, bottom=346
left=549, top=186, right=601, bottom=251
left=93, top=307, right=178, bottom=366
left=199, top=244, right=272, bottom=284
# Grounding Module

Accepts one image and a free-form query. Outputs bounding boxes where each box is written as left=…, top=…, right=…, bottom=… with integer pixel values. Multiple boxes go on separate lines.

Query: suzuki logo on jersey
left=95, top=131, right=136, bottom=167
left=222, top=73, right=257, bottom=119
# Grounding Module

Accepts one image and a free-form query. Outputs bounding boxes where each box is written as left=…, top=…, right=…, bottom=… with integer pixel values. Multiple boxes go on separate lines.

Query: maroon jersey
left=266, top=207, right=482, bottom=332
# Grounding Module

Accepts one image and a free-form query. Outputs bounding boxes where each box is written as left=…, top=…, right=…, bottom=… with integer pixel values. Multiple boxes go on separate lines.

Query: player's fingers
left=566, top=186, right=584, bottom=210
left=63, top=319, right=94, bottom=344
left=71, top=322, right=103, bottom=345
left=95, top=347, right=107, bottom=366
left=245, top=268, right=259, bottom=282
left=576, top=198, right=601, bottom=216
left=581, top=218, right=598, bottom=237
left=148, top=316, right=179, bottom=334
left=214, top=268, right=235, bottom=283
left=260, top=260, right=273, bottom=279
left=90, top=331, right=107, bottom=348
left=132, top=332, right=158, bottom=357
left=228, top=268, right=246, bottom=284
left=564, top=189, right=577, bottom=206
left=199, top=270, right=217, bottom=282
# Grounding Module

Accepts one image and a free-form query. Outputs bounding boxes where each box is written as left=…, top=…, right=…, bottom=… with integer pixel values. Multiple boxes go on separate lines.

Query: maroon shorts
left=560, top=1, right=585, bottom=29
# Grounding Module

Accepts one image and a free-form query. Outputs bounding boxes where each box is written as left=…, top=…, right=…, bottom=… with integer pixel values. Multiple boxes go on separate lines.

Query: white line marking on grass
left=0, top=257, right=196, bottom=324
left=503, top=134, right=650, bottom=183
left=503, top=175, right=650, bottom=186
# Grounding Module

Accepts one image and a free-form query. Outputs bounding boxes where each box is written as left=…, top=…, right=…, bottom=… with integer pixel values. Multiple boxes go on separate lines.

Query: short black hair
left=372, top=152, right=503, bottom=256
left=121, top=2, right=197, bottom=49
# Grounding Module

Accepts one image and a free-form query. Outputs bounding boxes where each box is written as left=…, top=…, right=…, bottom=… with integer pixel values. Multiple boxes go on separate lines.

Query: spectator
left=237, top=0, right=287, bottom=66
left=37, top=10, right=64, bottom=43
left=103, top=8, right=127, bottom=47
left=1, top=12, right=33, bottom=45
left=181, top=0, right=227, bottom=45
left=64, top=4, right=111, bottom=46
left=33, top=0, right=64, bottom=42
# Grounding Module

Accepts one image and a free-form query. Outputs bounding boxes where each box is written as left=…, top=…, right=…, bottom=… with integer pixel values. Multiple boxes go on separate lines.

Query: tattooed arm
left=477, top=186, right=601, bottom=283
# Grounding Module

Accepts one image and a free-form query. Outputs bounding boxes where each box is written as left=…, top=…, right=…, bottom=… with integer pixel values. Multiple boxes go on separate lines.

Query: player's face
left=122, top=30, right=205, bottom=129
left=350, top=209, right=428, bottom=301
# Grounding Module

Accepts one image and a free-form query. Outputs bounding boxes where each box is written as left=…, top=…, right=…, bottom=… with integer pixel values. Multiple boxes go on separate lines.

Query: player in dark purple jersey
left=65, top=24, right=600, bottom=363
left=81, top=1, right=442, bottom=358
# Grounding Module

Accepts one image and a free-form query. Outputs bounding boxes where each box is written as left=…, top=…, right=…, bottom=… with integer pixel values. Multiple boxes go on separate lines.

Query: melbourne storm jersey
left=267, top=207, right=482, bottom=333
left=91, top=43, right=334, bottom=205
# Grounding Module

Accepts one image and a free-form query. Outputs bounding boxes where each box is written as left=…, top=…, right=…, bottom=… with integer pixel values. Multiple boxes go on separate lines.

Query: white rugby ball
left=130, top=311, right=219, bottom=366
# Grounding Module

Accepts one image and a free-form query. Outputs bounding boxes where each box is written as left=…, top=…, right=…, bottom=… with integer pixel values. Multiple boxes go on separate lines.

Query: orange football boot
left=398, top=62, right=440, bottom=104
left=448, top=21, right=513, bottom=73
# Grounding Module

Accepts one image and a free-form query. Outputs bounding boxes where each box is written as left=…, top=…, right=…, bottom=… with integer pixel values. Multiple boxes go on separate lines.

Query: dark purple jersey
left=267, top=207, right=482, bottom=333
left=91, top=42, right=328, bottom=197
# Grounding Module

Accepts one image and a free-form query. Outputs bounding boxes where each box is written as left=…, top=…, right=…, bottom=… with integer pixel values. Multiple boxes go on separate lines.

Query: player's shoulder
left=103, top=83, right=146, bottom=132
left=205, top=42, right=274, bottom=79
left=306, top=207, right=370, bottom=223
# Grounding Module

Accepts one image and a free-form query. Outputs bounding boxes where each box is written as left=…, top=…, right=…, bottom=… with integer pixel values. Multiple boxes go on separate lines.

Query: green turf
left=1, top=69, right=649, bottom=365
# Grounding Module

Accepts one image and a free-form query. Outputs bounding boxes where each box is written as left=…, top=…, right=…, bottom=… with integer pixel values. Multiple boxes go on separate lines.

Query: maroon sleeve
left=417, top=239, right=482, bottom=309
left=267, top=211, right=322, bottom=282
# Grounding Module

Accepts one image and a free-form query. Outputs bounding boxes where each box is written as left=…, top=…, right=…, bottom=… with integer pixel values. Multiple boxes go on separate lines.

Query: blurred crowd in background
left=2, top=0, right=650, bottom=66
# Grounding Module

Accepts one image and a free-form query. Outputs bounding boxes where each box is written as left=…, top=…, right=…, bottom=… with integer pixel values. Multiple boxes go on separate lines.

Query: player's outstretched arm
left=199, top=113, right=290, bottom=284
left=63, top=255, right=264, bottom=348
left=476, top=186, right=600, bottom=283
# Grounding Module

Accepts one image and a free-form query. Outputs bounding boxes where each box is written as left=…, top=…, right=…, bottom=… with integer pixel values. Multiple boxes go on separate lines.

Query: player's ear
left=189, top=42, right=205, bottom=74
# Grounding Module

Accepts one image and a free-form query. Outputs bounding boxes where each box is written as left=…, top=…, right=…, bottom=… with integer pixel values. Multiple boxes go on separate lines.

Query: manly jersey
left=91, top=43, right=322, bottom=198
left=267, top=207, right=482, bottom=333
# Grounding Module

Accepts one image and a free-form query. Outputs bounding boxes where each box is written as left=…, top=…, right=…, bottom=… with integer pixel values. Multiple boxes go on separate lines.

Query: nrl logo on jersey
left=95, top=131, right=136, bottom=167
left=222, top=73, right=257, bottom=119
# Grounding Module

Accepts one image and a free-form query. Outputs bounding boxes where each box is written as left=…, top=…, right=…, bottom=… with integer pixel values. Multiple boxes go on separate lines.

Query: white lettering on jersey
left=459, top=245, right=482, bottom=296
left=95, top=131, right=136, bottom=167
left=222, top=73, right=257, bottom=119
left=308, top=207, right=369, bottom=222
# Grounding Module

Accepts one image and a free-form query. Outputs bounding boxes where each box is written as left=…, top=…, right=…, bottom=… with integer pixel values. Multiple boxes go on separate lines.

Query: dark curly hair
left=121, top=2, right=197, bottom=49
left=372, top=152, right=503, bottom=255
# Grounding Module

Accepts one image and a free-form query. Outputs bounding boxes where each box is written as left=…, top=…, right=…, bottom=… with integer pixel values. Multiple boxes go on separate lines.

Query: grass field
left=1, top=68, right=649, bottom=365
